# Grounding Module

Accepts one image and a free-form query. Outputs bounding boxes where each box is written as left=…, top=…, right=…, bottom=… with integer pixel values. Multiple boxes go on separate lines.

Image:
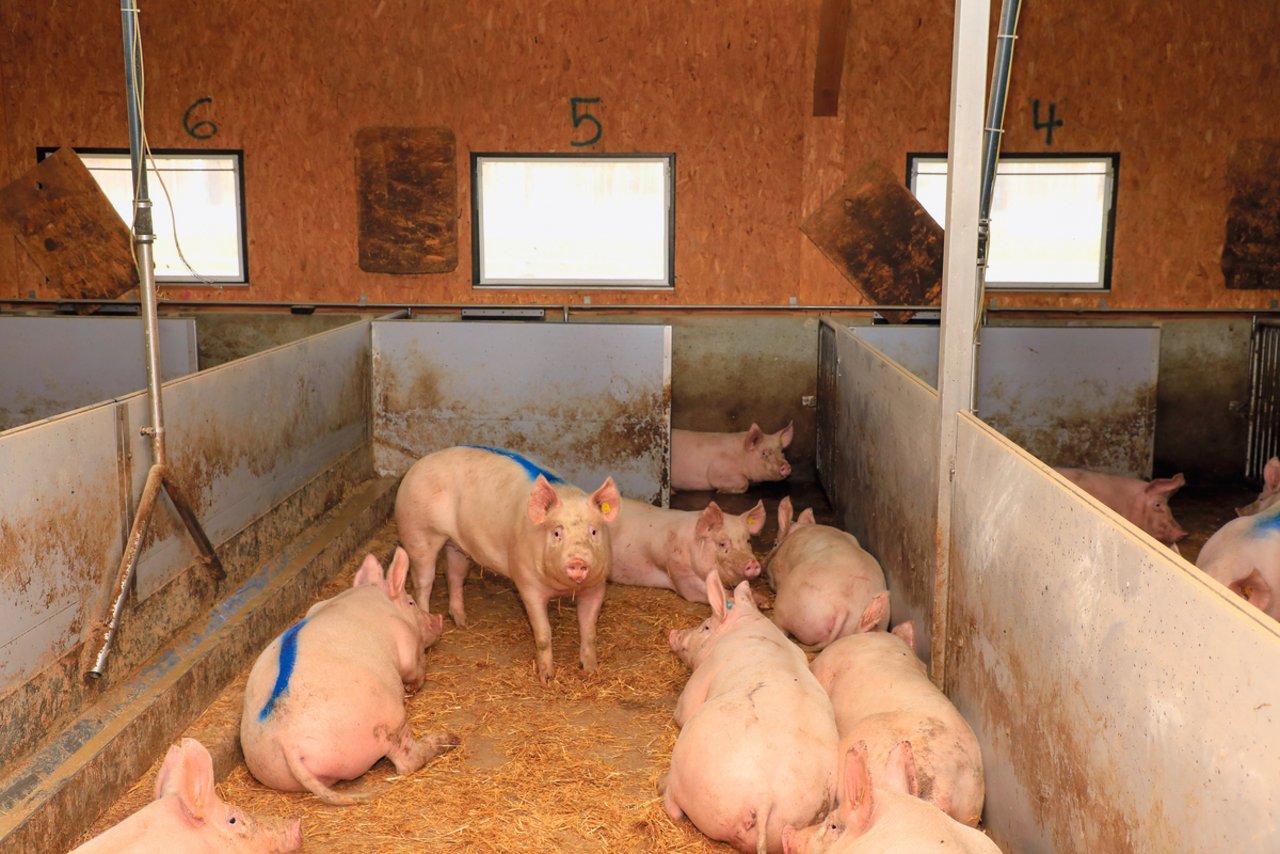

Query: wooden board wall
left=0, top=1, right=1277, bottom=311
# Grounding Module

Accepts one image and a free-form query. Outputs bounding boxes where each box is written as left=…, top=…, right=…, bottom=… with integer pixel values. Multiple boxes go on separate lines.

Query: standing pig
left=765, top=497, right=889, bottom=649
left=608, top=497, right=766, bottom=602
left=71, top=738, right=302, bottom=853
left=1195, top=504, right=1280, bottom=621
left=781, top=741, right=1001, bottom=854
left=240, top=548, right=457, bottom=804
left=1054, top=467, right=1188, bottom=547
left=395, top=445, right=620, bottom=685
left=810, top=622, right=985, bottom=826
left=671, top=421, right=794, bottom=493
left=663, top=573, right=839, bottom=854
left=1236, top=456, right=1280, bottom=516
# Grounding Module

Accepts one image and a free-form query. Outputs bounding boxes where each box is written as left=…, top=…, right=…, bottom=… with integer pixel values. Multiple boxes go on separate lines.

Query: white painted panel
left=951, top=415, right=1280, bottom=853
left=853, top=325, right=1160, bottom=476
left=817, top=320, right=940, bottom=662
left=0, top=405, right=124, bottom=692
left=0, top=316, right=197, bottom=432
left=372, top=320, right=670, bottom=505
left=130, top=321, right=371, bottom=599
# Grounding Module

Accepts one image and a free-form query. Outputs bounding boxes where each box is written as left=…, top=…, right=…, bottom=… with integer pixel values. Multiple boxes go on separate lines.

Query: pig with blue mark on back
left=1196, top=503, right=1280, bottom=622
left=239, top=548, right=457, bottom=805
left=394, top=445, right=621, bottom=686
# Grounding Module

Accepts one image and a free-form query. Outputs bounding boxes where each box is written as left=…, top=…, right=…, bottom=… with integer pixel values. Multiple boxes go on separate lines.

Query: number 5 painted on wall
left=570, top=97, right=602, bottom=147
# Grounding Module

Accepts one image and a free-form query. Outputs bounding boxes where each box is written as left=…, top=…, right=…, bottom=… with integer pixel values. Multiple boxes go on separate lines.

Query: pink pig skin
left=70, top=738, right=301, bottom=853
left=765, top=497, right=889, bottom=649
left=1195, top=505, right=1280, bottom=621
left=608, top=497, right=765, bottom=602
left=781, top=741, right=1001, bottom=854
left=662, top=574, right=839, bottom=854
left=1237, top=457, right=1280, bottom=516
left=1054, top=467, right=1188, bottom=547
left=671, top=421, right=794, bottom=493
left=239, top=548, right=457, bottom=805
left=394, top=445, right=621, bottom=685
left=810, top=622, right=985, bottom=826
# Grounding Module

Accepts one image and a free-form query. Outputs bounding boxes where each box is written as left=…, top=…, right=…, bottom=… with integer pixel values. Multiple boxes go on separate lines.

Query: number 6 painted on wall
left=570, top=97, right=602, bottom=147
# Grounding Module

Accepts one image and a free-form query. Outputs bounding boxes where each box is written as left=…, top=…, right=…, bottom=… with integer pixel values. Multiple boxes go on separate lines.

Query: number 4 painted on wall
left=1032, top=99, right=1063, bottom=146
left=570, top=97, right=602, bottom=147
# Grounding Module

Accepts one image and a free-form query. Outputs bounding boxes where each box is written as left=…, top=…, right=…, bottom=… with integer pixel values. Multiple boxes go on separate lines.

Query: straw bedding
left=77, top=519, right=735, bottom=852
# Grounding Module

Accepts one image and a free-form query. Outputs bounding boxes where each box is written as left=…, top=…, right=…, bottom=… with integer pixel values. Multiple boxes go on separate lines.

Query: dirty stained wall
left=0, top=1, right=1277, bottom=312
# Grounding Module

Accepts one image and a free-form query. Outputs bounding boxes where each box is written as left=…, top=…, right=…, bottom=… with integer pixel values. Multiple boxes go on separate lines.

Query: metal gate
left=1245, top=318, right=1280, bottom=482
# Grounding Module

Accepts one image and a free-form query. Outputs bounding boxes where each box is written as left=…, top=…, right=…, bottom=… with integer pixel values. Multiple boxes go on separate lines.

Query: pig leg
left=400, top=528, right=447, bottom=614
left=659, top=774, right=686, bottom=821
left=283, top=749, right=371, bottom=807
left=516, top=585, right=558, bottom=686
left=574, top=581, right=605, bottom=675
left=384, top=718, right=460, bottom=776
left=443, top=543, right=472, bottom=627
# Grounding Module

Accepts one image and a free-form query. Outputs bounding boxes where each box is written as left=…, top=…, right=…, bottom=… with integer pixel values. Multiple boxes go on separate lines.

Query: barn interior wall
left=1, top=2, right=1277, bottom=312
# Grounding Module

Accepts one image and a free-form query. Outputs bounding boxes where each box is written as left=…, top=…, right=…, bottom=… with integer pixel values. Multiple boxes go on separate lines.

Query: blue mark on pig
left=1250, top=510, right=1280, bottom=538
left=465, top=445, right=565, bottom=484
left=259, top=618, right=308, bottom=722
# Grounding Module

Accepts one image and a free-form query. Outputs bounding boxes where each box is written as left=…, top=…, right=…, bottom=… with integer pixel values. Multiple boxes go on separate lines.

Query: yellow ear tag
left=601, top=501, right=611, bottom=514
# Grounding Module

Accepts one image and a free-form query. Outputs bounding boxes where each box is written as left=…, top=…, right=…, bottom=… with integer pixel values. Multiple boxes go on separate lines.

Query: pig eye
left=589, top=526, right=599, bottom=538
left=228, top=816, right=237, bottom=825
left=718, top=540, right=729, bottom=551
left=552, top=527, right=564, bottom=542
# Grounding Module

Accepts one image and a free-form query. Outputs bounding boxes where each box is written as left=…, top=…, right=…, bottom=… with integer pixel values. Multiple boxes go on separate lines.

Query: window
left=908, top=153, right=1118, bottom=291
left=471, top=153, right=675, bottom=289
left=38, top=147, right=248, bottom=284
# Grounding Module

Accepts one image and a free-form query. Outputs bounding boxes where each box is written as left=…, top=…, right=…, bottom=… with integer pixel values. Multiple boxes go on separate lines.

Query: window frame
left=906, top=151, right=1120, bottom=292
left=470, top=151, right=676, bottom=290
left=37, top=146, right=249, bottom=285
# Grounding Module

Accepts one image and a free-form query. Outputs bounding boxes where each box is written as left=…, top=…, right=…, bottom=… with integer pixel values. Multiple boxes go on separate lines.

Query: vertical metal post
left=932, top=0, right=991, bottom=692
left=87, top=1, right=222, bottom=681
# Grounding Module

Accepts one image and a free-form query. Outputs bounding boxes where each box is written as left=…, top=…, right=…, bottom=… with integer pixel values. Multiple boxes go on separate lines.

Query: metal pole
left=88, top=1, right=222, bottom=681
left=977, top=0, right=1023, bottom=269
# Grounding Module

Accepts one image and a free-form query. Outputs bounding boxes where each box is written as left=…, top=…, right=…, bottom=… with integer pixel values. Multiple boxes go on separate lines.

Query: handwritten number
left=183, top=97, right=218, bottom=140
left=1032, top=99, right=1063, bottom=146
left=570, top=97, right=602, bottom=147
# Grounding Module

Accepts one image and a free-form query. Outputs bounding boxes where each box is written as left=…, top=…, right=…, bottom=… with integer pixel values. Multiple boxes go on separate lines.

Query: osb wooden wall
left=0, top=0, right=1277, bottom=310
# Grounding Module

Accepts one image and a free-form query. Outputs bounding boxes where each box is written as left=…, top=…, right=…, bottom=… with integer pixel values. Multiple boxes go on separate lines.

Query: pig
left=607, top=497, right=766, bottom=602
left=810, top=621, right=985, bottom=826
left=1236, top=456, right=1280, bottom=516
left=1054, top=466, right=1188, bottom=547
left=765, top=497, right=890, bottom=649
left=239, top=548, right=458, bottom=805
left=781, top=741, right=1001, bottom=854
left=394, top=445, right=621, bottom=685
left=70, top=737, right=302, bottom=853
left=1195, top=504, right=1280, bottom=621
left=671, top=421, right=794, bottom=493
left=662, top=573, right=839, bottom=854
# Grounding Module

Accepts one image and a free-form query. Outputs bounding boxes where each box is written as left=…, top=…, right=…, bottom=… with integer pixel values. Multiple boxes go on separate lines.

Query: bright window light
left=472, top=154, right=674, bottom=288
left=909, top=154, right=1118, bottom=290
left=40, top=148, right=247, bottom=284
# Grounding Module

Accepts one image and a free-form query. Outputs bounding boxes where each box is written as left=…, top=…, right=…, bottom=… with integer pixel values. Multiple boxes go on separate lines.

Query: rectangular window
left=471, top=153, right=675, bottom=289
left=38, top=147, right=248, bottom=284
left=907, top=153, right=1118, bottom=291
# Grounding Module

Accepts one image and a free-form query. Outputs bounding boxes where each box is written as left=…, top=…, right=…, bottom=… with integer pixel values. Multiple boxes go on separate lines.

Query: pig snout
left=781, top=824, right=800, bottom=854
left=779, top=461, right=792, bottom=479
left=276, top=817, right=304, bottom=852
left=668, top=628, right=684, bottom=653
left=564, top=558, right=591, bottom=584
left=742, top=558, right=762, bottom=579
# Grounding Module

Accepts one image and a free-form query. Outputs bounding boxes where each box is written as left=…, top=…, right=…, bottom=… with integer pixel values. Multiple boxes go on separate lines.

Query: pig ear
left=1147, top=474, right=1185, bottom=496
left=797, top=508, right=816, bottom=528
left=386, top=547, right=411, bottom=597
left=153, top=741, right=186, bottom=801
left=883, top=740, right=921, bottom=798
left=744, top=423, right=764, bottom=450
left=1266, top=458, right=1280, bottom=490
left=1231, top=568, right=1273, bottom=611
left=696, top=502, right=725, bottom=537
left=732, top=580, right=755, bottom=612
left=743, top=500, right=766, bottom=535
left=527, top=475, right=562, bottom=525
left=169, top=739, right=217, bottom=825
left=776, top=496, right=794, bottom=540
left=891, top=620, right=917, bottom=654
left=353, top=553, right=385, bottom=588
left=777, top=421, right=794, bottom=448
left=840, top=742, right=877, bottom=835
left=856, top=591, right=889, bottom=633
left=590, top=477, right=621, bottom=522
left=706, top=572, right=728, bottom=620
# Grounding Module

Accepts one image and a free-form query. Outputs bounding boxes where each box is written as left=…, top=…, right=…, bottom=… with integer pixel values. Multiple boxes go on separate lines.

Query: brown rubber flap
left=1223, top=138, right=1280, bottom=290
left=354, top=126, right=458, bottom=274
